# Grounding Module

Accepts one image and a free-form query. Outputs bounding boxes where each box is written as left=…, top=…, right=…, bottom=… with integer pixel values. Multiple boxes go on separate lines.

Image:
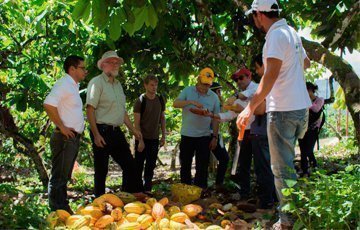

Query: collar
left=265, top=18, right=287, bottom=40
left=100, top=72, right=119, bottom=84
left=65, top=73, right=79, bottom=87
left=194, top=85, right=211, bottom=96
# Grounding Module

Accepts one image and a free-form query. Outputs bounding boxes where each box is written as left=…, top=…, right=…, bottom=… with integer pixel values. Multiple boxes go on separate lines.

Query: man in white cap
left=86, top=51, right=144, bottom=197
left=237, top=0, right=311, bottom=228
left=173, top=68, right=220, bottom=189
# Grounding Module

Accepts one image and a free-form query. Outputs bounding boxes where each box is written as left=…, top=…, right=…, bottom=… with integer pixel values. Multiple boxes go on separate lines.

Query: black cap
left=210, top=82, right=222, bottom=92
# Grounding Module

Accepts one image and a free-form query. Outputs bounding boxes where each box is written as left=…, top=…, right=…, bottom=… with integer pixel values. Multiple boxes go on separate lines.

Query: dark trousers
left=179, top=135, right=211, bottom=188
left=90, top=124, right=143, bottom=197
left=298, top=128, right=318, bottom=173
left=135, top=139, right=159, bottom=191
left=251, top=134, right=276, bottom=207
left=212, top=137, right=229, bottom=185
left=237, top=130, right=252, bottom=196
left=48, top=130, right=80, bottom=212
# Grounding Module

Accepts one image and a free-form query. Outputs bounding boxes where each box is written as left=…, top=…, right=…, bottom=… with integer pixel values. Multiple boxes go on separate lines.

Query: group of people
left=44, top=0, right=325, bottom=229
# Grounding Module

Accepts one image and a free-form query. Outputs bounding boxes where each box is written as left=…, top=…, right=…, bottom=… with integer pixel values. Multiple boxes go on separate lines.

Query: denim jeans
left=179, top=135, right=211, bottom=188
left=251, top=134, right=276, bottom=207
left=90, top=125, right=143, bottom=196
left=267, top=109, right=308, bottom=224
left=135, top=139, right=160, bottom=191
left=48, top=130, right=80, bottom=212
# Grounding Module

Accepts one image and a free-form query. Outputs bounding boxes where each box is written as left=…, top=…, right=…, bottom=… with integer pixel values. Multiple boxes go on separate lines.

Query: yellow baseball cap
left=199, top=67, right=214, bottom=85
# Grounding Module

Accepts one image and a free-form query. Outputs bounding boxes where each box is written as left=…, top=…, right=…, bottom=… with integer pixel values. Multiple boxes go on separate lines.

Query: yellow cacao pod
left=110, top=207, right=122, bottom=221
left=46, top=211, right=59, bottom=229
left=181, top=204, right=203, bottom=217
left=168, top=206, right=181, bottom=216
left=65, top=215, right=83, bottom=226
left=94, top=215, right=114, bottom=228
left=126, top=213, right=140, bottom=222
left=98, top=194, right=124, bottom=208
left=151, top=202, right=166, bottom=220
left=158, top=197, right=169, bottom=206
left=55, top=209, right=71, bottom=222
left=80, top=206, right=103, bottom=219
left=137, top=214, right=153, bottom=229
left=170, top=212, right=189, bottom=223
left=144, top=204, right=152, bottom=214
left=205, top=225, right=222, bottom=230
left=145, top=198, right=157, bottom=207
left=124, top=202, right=146, bottom=214
left=117, top=217, right=128, bottom=225
left=169, top=220, right=187, bottom=230
left=221, top=219, right=231, bottom=228
left=118, top=222, right=142, bottom=230
left=68, top=215, right=91, bottom=229
left=159, top=218, right=170, bottom=228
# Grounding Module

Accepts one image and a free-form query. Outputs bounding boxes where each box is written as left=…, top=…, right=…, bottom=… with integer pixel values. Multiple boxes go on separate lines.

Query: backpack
left=139, top=93, right=165, bottom=123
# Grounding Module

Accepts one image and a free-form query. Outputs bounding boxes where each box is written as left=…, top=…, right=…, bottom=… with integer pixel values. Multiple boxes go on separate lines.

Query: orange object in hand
left=189, top=108, right=208, bottom=116
left=237, top=125, right=246, bottom=141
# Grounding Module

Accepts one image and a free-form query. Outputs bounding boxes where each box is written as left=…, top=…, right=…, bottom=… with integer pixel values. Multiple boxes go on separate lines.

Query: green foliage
left=0, top=183, right=49, bottom=229
left=282, top=165, right=360, bottom=229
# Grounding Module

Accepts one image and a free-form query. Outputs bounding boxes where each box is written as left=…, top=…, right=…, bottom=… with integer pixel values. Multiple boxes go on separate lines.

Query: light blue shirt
left=177, top=86, right=220, bottom=137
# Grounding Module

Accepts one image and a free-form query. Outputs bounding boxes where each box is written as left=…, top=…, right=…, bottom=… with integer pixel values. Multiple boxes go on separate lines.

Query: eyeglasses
left=233, top=75, right=246, bottom=82
left=76, top=66, right=87, bottom=71
left=104, top=61, right=121, bottom=66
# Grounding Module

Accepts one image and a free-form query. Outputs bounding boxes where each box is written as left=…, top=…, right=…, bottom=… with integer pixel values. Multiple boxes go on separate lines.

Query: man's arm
left=133, top=112, right=142, bottom=137
left=173, top=99, right=202, bottom=108
left=237, top=58, right=282, bottom=126
left=86, top=105, right=106, bottom=147
left=124, top=112, right=142, bottom=139
left=44, top=104, right=75, bottom=138
left=304, top=57, right=311, bottom=70
left=160, top=111, right=166, bottom=147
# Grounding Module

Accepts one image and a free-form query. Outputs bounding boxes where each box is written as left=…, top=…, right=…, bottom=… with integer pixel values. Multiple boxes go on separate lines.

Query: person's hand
left=191, top=101, right=203, bottom=108
left=236, top=105, right=253, bottom=129
left=137, top=139, right=145, bottom=152
left=59, top=126, right=76, bottom=139
left=160, top=136, right=166, bottom=147
left=133, top=129, right=142, bottom=140
left=225, top=96, right=237, bottom=105
left=203, top=110, right=213, bottom=117
left=94, top=133, right=106, bottom=148
left=209, top=137, right=217, bottom=150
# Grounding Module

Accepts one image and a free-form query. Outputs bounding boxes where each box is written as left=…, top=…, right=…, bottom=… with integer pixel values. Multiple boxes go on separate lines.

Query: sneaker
left=271, top=220, right=293, bottom=230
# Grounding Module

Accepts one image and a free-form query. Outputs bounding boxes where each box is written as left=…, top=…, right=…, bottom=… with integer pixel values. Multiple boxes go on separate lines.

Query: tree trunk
left=302, top=38, right=360, bottom=144
left=0, top=102, right=49, bottom=187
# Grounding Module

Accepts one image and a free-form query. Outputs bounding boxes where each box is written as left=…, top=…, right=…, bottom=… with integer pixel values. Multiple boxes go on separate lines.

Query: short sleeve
left=177, top=87, right=189, bottom=101
left=266, top=30, right=287, bottom=61
left=213, top=96, right=221, bottom=114
left=86, top=78, right=101, bottom=109
left=133, top=98, right=142, bottom=113
left=241, top=87, right=257, bottom=99
left=44, top=80, right=65, bottom=107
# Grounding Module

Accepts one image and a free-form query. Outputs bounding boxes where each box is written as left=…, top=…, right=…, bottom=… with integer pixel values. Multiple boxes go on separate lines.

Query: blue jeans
left=48, top=130, right=80, bottom=212
left=267, top=109, right=308, bottom=224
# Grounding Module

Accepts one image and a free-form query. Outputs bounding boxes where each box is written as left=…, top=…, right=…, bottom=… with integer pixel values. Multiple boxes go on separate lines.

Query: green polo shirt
left=86, top=73, right=126, bottom=126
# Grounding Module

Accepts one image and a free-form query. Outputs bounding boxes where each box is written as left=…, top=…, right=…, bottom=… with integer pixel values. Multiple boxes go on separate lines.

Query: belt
left=55, top=127, right=81, bottom=137
left=96, top=123, right=120, bottom=131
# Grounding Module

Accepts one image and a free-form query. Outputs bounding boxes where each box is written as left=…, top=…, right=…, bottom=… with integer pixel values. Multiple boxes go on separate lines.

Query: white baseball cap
left=245, top=0, right=282, bottom=16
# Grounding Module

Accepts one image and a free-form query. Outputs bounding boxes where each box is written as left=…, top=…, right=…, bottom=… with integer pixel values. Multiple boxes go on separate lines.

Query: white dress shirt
left=44, top=74, right=84, bottom=133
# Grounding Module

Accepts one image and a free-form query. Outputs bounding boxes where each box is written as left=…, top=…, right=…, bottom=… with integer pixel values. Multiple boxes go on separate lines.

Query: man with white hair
left=237, top=0, right=311, bottom=228
left=86, top=51, right=143, bottom=197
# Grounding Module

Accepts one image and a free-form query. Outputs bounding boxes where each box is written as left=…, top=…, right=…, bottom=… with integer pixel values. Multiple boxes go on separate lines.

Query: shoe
left=271, top=220, right=293, bottom=230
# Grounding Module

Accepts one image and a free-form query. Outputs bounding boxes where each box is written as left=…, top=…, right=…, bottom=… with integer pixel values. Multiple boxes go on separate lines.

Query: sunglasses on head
left=233, top=75, right=247, bottom=82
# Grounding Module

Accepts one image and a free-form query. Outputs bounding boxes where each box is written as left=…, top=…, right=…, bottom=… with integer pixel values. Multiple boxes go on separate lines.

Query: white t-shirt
left=220, top=81, right=257, bottom=130
left=44, top=74, right=85, bottom=133
left=263, top=19, right=311, bottom=112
